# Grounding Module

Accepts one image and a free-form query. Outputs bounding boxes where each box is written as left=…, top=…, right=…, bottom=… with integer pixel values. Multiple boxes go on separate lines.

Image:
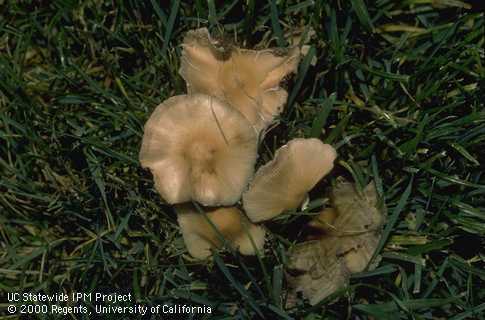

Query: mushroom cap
left=329, top=181, right=384, bottom=273
left=306, top=181, right=384, bottom=273
left=331, top=181, right=384, bottom=233
left=286, top=239, right=349, bottom=306
left=179, top=28, right=301, bottom=133
left=176, top=204, right=266, bottom=259
left=242, top=138, right=337, bottom=222
left=139, top=94, right=257, bottom=206
left=286, top=180, right=385, bottom=306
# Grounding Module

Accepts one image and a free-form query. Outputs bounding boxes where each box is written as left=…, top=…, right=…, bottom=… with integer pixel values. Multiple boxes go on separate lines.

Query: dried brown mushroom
left=139, top=94, right=257, bottom=206
left=286, top=180, right=385, bottom=305
left=242, top=138, right=337, bottom=222
left=286, top=239, right=349, bottom=306
left=176, top=204, right=266, bottom=259
left=180, top=28, right=301, bottom=132
left=325, top=182, right=384, bottom=273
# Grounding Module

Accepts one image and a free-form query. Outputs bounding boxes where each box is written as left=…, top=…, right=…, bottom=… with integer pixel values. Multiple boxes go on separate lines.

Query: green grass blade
left=160, top=0, right=180, bottom=60
left=374, top=177, right=413, bottom=257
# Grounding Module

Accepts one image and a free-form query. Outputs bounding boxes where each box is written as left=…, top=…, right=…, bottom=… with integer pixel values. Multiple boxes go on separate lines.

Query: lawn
left=1, top=0, right=484, bottom=319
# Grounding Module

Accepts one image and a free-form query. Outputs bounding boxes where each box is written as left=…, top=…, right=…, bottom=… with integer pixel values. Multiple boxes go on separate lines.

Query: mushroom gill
left=242, top=138, right=337, bottom=222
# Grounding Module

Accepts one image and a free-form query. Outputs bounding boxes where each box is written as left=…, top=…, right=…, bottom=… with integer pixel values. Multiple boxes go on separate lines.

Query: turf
left=1, top=0, right=484, bottom=319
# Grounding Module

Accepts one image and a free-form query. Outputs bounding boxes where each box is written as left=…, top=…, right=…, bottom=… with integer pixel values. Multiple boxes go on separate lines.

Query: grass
left=1, top=0, right=484, bottom=319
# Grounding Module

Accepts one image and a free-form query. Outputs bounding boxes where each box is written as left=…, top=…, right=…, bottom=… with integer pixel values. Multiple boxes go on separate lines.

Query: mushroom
left=179, top=28, right=301, bottom=133
left=308, top=181, right=384, bottom=273
left=242, top=138, right=337, bottom=222
left=286, top=239, right=349, bottom=306
left=326, top=181, right=384, bottom=273
left=139, top=94, right=257, bottom=206
left=286, top=180, right=385, bottom=306
left=176, top=204, right=266, bottom=259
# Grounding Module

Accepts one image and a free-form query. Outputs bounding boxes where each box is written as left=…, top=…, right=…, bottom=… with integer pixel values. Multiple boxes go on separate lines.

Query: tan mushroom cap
left=176, top=205, right=266, bottom=259
left=179, top=28, right=301, bottom=133
left=307, top=182, right=384, bottom=273
left=308, top=211, right=380, bottom=274
left=286, top=180, right=385, bottom=306
left=139, top=94, right=257, bottom=206
left=242, top=138, right=337, bottom=222
left=286, top=239, right=349, bottom=306
left=328, top=181, right=384, bottom=273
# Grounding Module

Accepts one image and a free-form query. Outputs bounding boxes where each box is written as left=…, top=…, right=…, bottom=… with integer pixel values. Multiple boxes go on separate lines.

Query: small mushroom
left=180, top=28, right=301, bottom=133
left=176, top=204, right=266, bottom=259
left=328, top=181, right=384, bottom=273
left=286, top=180, right=385, bottom=306
left=286, top=239, right=349, bottom=306
left=308, top=182, right=384, bottom=273
left=139, top=94, right=257, bottom=206
left=242, top=138, right=337, bottom=222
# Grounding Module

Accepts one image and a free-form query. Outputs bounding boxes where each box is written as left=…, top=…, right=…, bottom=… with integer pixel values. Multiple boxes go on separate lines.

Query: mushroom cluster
left=140, top=27, right=337, bottom=259
left=139, top=28, right=384, bottom=305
